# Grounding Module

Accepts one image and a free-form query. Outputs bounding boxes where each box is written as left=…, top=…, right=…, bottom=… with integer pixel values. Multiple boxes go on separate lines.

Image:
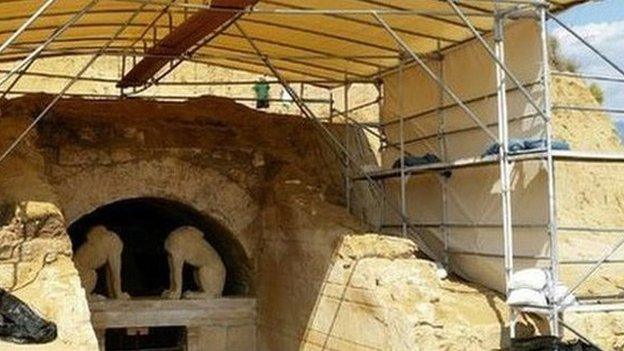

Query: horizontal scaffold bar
left=353, top=150, right=624, bottom=181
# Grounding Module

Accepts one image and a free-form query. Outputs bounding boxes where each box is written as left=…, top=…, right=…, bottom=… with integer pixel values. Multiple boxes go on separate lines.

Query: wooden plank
left=118, top=0, right=258, bottom=88
left=89, top=298, right=256, bottom=329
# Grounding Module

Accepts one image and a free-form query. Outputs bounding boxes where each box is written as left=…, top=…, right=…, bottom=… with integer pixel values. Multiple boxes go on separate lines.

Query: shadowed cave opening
left=68, top=197, right=252, bottom=298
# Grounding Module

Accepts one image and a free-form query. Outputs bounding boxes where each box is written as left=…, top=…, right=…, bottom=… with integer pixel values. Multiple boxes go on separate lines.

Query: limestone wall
left=0, top=94, right=370, bottom=350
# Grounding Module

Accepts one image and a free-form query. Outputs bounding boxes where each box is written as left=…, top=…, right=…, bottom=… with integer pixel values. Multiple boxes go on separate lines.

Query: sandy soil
left=552, top=76, right=623, bottom=151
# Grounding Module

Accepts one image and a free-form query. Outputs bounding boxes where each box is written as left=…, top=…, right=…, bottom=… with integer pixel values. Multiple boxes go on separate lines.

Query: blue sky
left=551, top=0, right=624, bottom=112
left=558, top=0, right=623, bottom=25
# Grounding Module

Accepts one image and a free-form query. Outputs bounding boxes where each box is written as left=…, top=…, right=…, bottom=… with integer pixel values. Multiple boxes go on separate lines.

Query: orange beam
left=118, top=0, right=257, bottom=88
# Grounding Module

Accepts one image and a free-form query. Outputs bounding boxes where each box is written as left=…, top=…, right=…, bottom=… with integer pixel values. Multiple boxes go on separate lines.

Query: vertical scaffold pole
left=300, top=83, right=305, bottom=117
left=436, top=41, right=450, bottom=268
left=540, top=4, right=561, bottom=337
left=120, top=53, right=127, bottom=98
left=329, top=91, right=334, bottom=123
left=377, top=80, right=386, bottom=232
left=398, top=60, right=408, bottom=237
left=494, top=8, right=516, bottom=338
left=344, top=76, right=352, bottom=213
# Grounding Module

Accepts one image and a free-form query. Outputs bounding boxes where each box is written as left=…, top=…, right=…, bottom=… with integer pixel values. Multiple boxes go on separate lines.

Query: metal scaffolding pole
left=0, top=59, right=35, bottom=101
left=344, top=77, right=352, bottom=213
left=398, top=61, right=408, bottom=237
left=493, top=7, right=516, bottom=338
left=373, top=13, right=498, bottom=143
left=548, top=13, right=624, bottom=79
left=328, top=91, right=334, bottom=123
left=376, top=81, right=386, bottom=232
left=445, top=0, right=548, bottom=123
left=234, top=21, right=443, bottom=259
left=0, top=0, right=58, bottom=57
left=0, top=2, right=148, bottom=164
left=112, top=0, right=548, bottom=14
left=0, top=0, right=100, bottom=89
left=436, top=42, right=451, bottom=269
left=539, top=5, right=561, bottom=337
left=562, top=236, right=624, bottom=304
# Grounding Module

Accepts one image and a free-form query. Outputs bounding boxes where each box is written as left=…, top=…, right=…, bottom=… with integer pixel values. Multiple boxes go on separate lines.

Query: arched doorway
left=68, top=197, right=253, bottom=298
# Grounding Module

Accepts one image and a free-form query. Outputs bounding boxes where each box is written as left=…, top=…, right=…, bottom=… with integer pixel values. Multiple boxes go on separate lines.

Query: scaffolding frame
left=1, top=0, right=623, bottom=348
left=367, top=2, right=624, bottom=346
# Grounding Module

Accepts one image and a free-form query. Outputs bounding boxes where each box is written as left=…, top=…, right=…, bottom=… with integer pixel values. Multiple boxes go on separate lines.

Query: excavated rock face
left=301, top=234, right=547, bottom=351
left=0, top=202, right=97, bottom=350
left=0, top=202, right=70, bottom=289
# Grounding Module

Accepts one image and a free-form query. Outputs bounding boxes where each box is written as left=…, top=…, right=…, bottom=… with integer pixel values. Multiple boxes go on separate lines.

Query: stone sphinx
left=74, top=225, right=129, bottom=300
left=161, top=226, right=226, bottom=299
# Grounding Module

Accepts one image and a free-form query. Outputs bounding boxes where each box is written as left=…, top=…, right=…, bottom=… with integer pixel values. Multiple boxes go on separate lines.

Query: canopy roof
left=0, top=0, right=586, bottom=87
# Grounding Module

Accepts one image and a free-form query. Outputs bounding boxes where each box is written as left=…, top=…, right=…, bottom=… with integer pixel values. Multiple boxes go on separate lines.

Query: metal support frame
left=446, top=0, right=549, bottom=123
left=4, top=1, right=624, bottom=348
left=0, top=0, right=58, bottom=57
left=436, top=41, right=451, bottom=269
left=539, top=5, right=561, bottom=337
left=398, top=61, right=408, bottom=237
left=0, top=2, right=148, bottom=163
left=493, top=7, right=516, bottom=337
left=234, top=21, right=442, bottom=259
left=372, top=2, right=624, bottom=347
left=374, top=13, right=498, bottom=143
left=344, top=76, right=352, bottom=213
left=0, top=0, right=100, bottom=90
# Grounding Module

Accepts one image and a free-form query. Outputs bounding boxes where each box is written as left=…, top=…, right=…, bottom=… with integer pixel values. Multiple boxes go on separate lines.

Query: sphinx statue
left=161, top=226, right=226, bottom=299
left=74, top=225, right=129, bottom=300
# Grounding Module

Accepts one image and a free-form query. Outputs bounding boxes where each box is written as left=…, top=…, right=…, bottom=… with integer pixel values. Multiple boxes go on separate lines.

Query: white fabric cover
left=378, top=20, right=549, bottom=293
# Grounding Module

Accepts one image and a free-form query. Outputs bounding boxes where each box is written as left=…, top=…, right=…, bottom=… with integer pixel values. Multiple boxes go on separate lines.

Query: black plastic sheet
left=0, top=288, right=57, bottom=344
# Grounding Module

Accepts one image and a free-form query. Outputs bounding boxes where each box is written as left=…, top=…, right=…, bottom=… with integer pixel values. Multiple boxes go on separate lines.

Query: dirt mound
left=552, top=76, right=622, bottom=151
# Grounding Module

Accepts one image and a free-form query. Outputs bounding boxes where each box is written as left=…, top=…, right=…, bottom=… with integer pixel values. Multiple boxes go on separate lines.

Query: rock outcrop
left=302, top=234, right=542, bottom=350
left=0, top=202, right=97, bottom=350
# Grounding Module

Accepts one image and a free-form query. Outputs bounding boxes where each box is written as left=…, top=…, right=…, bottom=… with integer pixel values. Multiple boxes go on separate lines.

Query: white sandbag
left=435, top=262, right=448, bottom=280
left=509, top=268, right=548, bottom=290
left=507, top=288, right=548, bottom=307
left=552, top=283, right=577, bottom=307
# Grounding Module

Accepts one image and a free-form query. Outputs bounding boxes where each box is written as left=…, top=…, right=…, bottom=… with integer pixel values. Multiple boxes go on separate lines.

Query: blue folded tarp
left=392, top=153, right=441, bottom=168
left=482, top=138, right=570, bottom=157
left=392, top=153, right=452, bottom=177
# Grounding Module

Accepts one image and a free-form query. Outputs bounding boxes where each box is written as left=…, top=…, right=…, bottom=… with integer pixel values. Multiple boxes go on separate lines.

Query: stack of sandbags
left=506, top=268, right=576, bottom=308
left=507, top=268, right=549, bottom=307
